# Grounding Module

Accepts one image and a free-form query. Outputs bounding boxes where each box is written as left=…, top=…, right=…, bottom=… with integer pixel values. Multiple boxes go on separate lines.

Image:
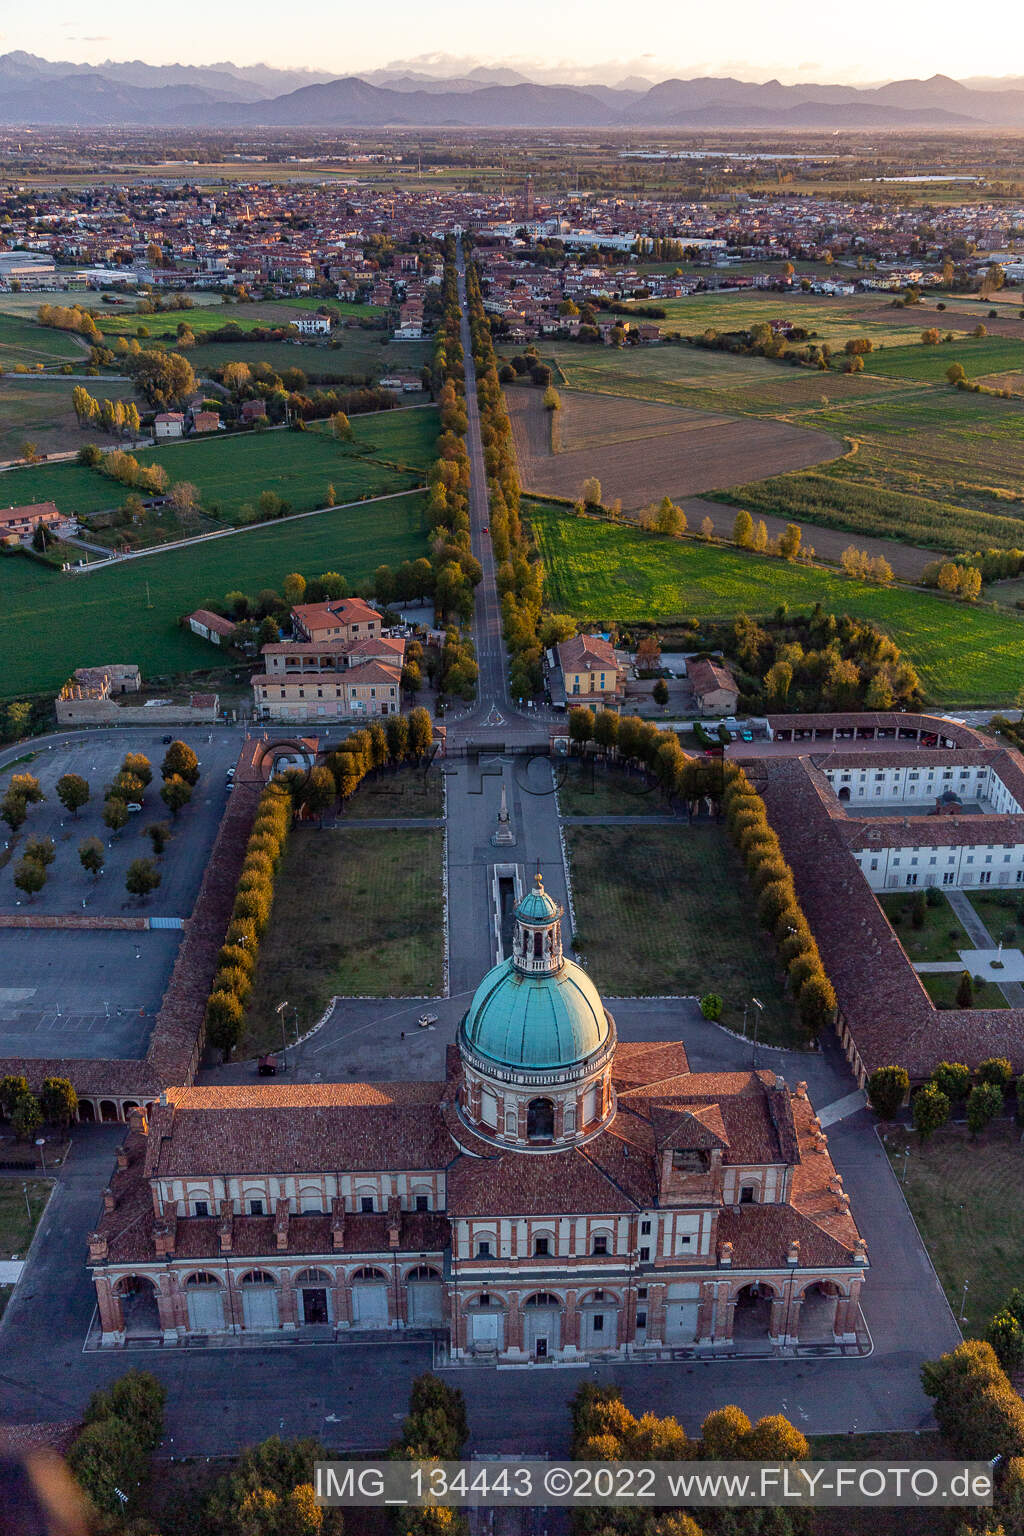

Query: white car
left=126, top=803, right=143, bottom=813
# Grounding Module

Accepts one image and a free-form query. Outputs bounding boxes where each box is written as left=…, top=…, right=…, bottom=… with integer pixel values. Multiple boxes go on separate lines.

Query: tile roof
left=557, top=634, right=617, bottom=673
left=688, top=658, right=738, bottom=697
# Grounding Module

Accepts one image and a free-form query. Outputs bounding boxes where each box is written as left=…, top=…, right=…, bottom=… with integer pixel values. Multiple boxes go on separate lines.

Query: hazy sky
left=6, top=0, right=1024, bottom=83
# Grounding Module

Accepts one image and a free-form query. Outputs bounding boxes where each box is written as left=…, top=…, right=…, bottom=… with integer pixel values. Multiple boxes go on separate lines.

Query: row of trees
left=206, top=781, right=292, bottom=1059
left=723, top=767, right=837, bottom=1041
left=0, top=1071, right=77, bottom=1140
left=867, top=1057, right=1023, bottom=1141
left=465, top=259, right=547, bottom=702
left=36, top=301, right=102, bottom=343
left=71, top=385, right=142, bottom=438
left=838, top=544, right=895, bottom=584
left=920, top=558, right=985, bottom=601
left=77, top=440, right=169, bottom=498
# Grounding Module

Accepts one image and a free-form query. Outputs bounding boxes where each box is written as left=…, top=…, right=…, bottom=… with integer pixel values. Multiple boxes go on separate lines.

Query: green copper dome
left=462, top=956, right=612, bottom=1071
left=515, top=879, right=560, bottom=924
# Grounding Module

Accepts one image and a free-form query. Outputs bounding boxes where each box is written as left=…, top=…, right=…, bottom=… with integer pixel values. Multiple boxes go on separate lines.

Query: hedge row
left=204, top=781, right=293, bottom=1059
left=722, top=766, right=837, bottom=1041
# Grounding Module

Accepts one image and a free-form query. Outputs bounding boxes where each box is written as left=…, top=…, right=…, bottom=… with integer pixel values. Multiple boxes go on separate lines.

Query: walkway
left=946, top=890, right=1024, bottom=1005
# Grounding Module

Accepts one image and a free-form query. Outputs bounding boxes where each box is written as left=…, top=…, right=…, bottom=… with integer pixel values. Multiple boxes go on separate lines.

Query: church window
left=640, top=1247, right=650, bottom=1262
left=534, top=1237, right=550, bottom=1256
left=527, top=1098, right=555, bottom=1142
left=641, top=1220, right=651, bottom=1235
left=739, top=1186, right=756, bottom=1204
left=360, top=1196, right=374, bottom=1213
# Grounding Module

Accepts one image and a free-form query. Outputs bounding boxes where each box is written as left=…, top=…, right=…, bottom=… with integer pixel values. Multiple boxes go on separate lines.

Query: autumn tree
left=56, top=773, right=90, bottom=816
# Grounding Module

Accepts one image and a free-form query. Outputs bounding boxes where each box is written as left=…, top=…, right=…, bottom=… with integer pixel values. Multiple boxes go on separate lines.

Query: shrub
left=912, top=1082, right=950, bottom=1143
left=214, top=966, right=252, bottom=1004
left=977, top=1057, right=1012, bottom=1089
left=757, top=878, right=795, bottom=927
left=225, top=917, right=258, bottom=950
left=219, top=943, right=255, bottom=976
left=932, top=1061, right=970, bottom=1103
left=699, top=993, right=723, bottom=1021
left=232, top=886, right=272, bottom=933
left=867, top=1065, right=909, bottom=1119
left=967, top=1081, right=1004, bottom=1138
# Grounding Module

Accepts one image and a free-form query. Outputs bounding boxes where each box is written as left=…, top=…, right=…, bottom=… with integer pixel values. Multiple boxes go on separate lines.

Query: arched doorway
left=99, top=1100, right=119, bottom=1123
left=837, top=786, right=851, bottom=803
left=350, top=1266, right=390, bottom=1329
left=77, top=1100, right=96, bottom=1123
left=733, top=1282, right=773, bottom=1342
left=406, top=1265, right=444, bottom=1327
left=526, top=1098, right=554, bottom=1142
left=524, top=1292, right=561, bottom=1358
left=295, top=1268, right=332, bottom=1326
left=466, top=1294, right=504, bottom=1354
left=799, top=1281, right=842, bottom=1342
left=579, top=1289, right=618, bottom=1351
left=240, top=1270, right=278, bottom=1330
left=115, top=1275, right=160, bottom=1336
left=185, top=1272, right=223, bottom=1334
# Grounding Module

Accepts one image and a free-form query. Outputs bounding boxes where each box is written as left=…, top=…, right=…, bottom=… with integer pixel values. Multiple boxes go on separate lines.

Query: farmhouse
left=688, top=657, right=740, bottom=717
left=187, top=609, right=236, bottom=646
left=0, top=501, right=68, bottom=542
left=293, top=313, right=332, bottom=336
left=154, top=412, right=185, bottom=440
left=87, top=878, right=867, bottom=1356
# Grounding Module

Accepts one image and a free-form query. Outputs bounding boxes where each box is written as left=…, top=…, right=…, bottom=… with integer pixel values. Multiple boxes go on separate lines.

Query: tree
left=161, top=740, right=199, bottom=785
left=169, top=480, right=200, bottom=516
left=581, top=476, right=601, bottom=508
left=922, top=1339, right=1024, bottom=1460
left=569, top=707, right=595, bottom=747
left=145, top=822, right=172, bottom=856
left=56, top=773, right=90, bottom=816
left=977, top=1057, right=1013, bottom=1089
left=40, top=1076, right=77, bottom=1128
left=543, top=386, right=561, bottom=412
left=635, top=634, right=662, bottom=672
left=79, top=837, right=105, bottom=878
left=912, top=1082, right=950, bottom=1143
left=777, top=523, right=802, bottom=561
left=652, top=678, right=669, bottom=707
left=160, top=775, right=193, bottom=818
left=921, top=328, right=941, bottom=345
left=123, top=347, right=196, bottom=408
left=23, top=836, right=55, bottom=870
left=967, top=1081, right=1004, bottom=1138
left=0, top=793, right=26, bottom=834
left=6, top=700, right=31, bottom=739
left=733, top=508, right=754, bottom=548
left=120, top=753, right=152, bottom=788
left=988, top=1309, right=1024, bottom=1375
left=283, top=571, right=307, bottom=607
left=408, top=706, right=434, bottom=760
left=205, top=989, right=245, bottom=1058
left=655, top=496, right=686, bottom=536
left=11, top=1091, right=43, bottom=1141
left=103, top=797, right=130, bottom=835
left=932, top=1061, right=970, bottom=1103
left=956, top=969, right=974, bottom=1008
left=109, top=771, right=145, bottom=804
left=9, top=772, right=42, bottom=805
left=331, top=411, right=353, bottom=441
left=125, top=858, right=161, bottom=900
left=798, top=972, right=836, bottom=1039
left=303, top=765, right=337, bottom=824
left=13, top=857, right=47, bottom=901
left=866, top=1064, right=909, bottom=1120
left=946, top=362, right=967, bottom=385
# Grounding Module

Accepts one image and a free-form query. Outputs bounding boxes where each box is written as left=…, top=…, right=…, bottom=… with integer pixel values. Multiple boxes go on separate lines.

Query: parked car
left=257, top=1054, right=278, bottom=1076
left=161, top=735, right=173, bottom=744
left=741, top=729, right=753, bottom=742
left=126, top=802, right=143, bottom=813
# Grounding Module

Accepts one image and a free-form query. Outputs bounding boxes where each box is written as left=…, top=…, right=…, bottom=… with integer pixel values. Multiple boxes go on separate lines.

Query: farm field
left=0, top=489, right=429, bottom=699
left=0, top=376, right=145, bottom=462
left=0, top=311, right=85, bottom=369
left=861, top=335, right=1024, bottom=382
left=626, top=289, right=941, bottom=348
left=565, top=823, right=801, bottom=1045
left=241, top=826, right=444, bottom=1055
left=528, top=502, right=1024, bottom=706
left=507, top=387, right=840, bottom=508
left=0, top=406, right=437, bottom=521
left=185, top=334, right=430, bottom=382
left=93, top=296, right=387, bottom=340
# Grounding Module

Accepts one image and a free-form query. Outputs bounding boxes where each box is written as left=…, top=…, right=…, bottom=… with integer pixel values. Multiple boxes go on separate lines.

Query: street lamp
left=35, top=1137, right=47, bottom=1176
left=275, top=1000, right=289, bottom=1069
left=750, top=998, right=764, bottom=1068
left=960, top=1279, right=970, bottom=1322
left=22, top=1182, right=31, bottom=1222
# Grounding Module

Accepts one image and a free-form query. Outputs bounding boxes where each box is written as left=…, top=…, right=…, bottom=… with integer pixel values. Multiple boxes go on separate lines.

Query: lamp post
left=35, top=1137, right=47, bottom=1176
left=960, top=1279, right=970, bottom=1323
left=275, top=1000, right=289, bottom=1070
left=750, top=998, right=764, bottom=1068
left=901, top=1146, right=911, bottom=1184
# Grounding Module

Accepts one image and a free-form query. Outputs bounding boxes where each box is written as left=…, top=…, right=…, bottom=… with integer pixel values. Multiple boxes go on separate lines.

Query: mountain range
left=3, top=52, right=1024, bottom=128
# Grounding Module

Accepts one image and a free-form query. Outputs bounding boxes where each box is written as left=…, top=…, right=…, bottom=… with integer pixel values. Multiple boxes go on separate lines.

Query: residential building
left=154, top=413, right=184, bottom=440
left=0, top=501, right=68, bottom=542
left=688, top=658, right=740, bottom=717
left=187, top=610, right=236, bottom=646
left=291, top=598, right=381, bottom=645
left=556, top=634, right=624, bottom=703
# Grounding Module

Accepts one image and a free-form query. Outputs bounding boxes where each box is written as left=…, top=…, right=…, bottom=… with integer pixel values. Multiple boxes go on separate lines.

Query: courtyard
left=564, top=821, right=801, bottom=1045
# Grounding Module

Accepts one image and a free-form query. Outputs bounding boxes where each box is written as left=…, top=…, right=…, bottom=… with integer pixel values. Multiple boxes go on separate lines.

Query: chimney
left=387, top=1195, right=401, bottom=1251
left=718, top=1240, right=733, bottom=1267
left=275, top=1197, right=289, bottom=1251
left=814, top=1131, right=829, bottom=1153
left=153, top=1203, right=177, bottom=1258
left=787, top=1238, right=801, bottom=1266
left=853, top=1238, right=868, bottom=1264
left=87, top=1231, right=108, bottom=1262
left=102, top=1186, right=115, bottom=1213
left=115, top=1144, right=129, bottom=1172
left=774, top=1074, right=786, bottom=1091
left=128, top=1106, right=148, bottom=1136
left=795, top=1081, right=808, bottom=1100
left=331, top=1196, right=346, bottom=1251
left=835, top=1191, right=851, bottom=1214
left=218, top=1199, right=234, bottom=1254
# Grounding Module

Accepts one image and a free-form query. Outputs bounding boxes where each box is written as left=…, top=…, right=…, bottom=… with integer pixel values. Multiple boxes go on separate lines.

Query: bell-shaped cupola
left=511, top=874, right=564, bottom=977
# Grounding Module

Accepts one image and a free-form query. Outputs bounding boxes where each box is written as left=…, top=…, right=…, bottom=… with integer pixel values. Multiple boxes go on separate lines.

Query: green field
left=0, top=490, right=429, bottom=698
left=566, top=823, right=801, bottom=1045
left=0, top=407, right=436, bottom=521
left=0, top=311, right=85, bottom=369
left=529, top=503, right=1024, bottom=706
left=626, top=290, right=936, bottom=349
left=862, top=335, right=1024, bottom=383
left=0, top=376, right=145, bottom=461
left=241, top=825, right=444, bottom=1055
left=184, top=334, right=429, bottom=382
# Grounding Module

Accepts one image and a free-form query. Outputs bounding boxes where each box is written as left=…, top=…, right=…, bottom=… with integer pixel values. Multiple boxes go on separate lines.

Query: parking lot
left=0, top=728, right=243, bottom=1059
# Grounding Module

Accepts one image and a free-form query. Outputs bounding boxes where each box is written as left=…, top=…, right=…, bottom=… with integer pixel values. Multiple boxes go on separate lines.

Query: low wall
left=0, top=915, right=148, bottom=931
left=55, top=700, right=219, bottom=725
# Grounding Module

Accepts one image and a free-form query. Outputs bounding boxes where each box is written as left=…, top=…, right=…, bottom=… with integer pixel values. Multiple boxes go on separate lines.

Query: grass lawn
left=556, top=760, right=666, bottom=817
left=0, top=376, right=144, bottom=461
left=0, top=1178, right=52, bottom=1259
left=242, top=826, right=443, bottom=1055
left=920, top=972, right=1008, bottom=1009
left=965, top=890, right=1024, bottom=942
left=812, top=1431, right=946, bottom=1536
left=341, top=765, right=444, bottom=820
left=528, top=503, right=1024, bottom=707
left=883, top=1122, right=1024, bottom=1335
left=0, top=490, right=429, bottom=699
left=0, top=407, right=437, bottom=522
left=565, top=823, right=801, bottom=1045
left=0, top=311, right=85, bottom=369
left=879, top=892, right=971, bottom=962
left=187, top=334, right=430, bottom=382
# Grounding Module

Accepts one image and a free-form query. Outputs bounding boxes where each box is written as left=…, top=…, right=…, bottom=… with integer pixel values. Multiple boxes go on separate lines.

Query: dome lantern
left=512, top=873, right=564, bottom=978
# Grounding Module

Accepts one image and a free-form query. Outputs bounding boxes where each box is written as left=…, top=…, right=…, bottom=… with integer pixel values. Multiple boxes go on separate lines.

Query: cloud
left=63, top=32, right=111, bottom=41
